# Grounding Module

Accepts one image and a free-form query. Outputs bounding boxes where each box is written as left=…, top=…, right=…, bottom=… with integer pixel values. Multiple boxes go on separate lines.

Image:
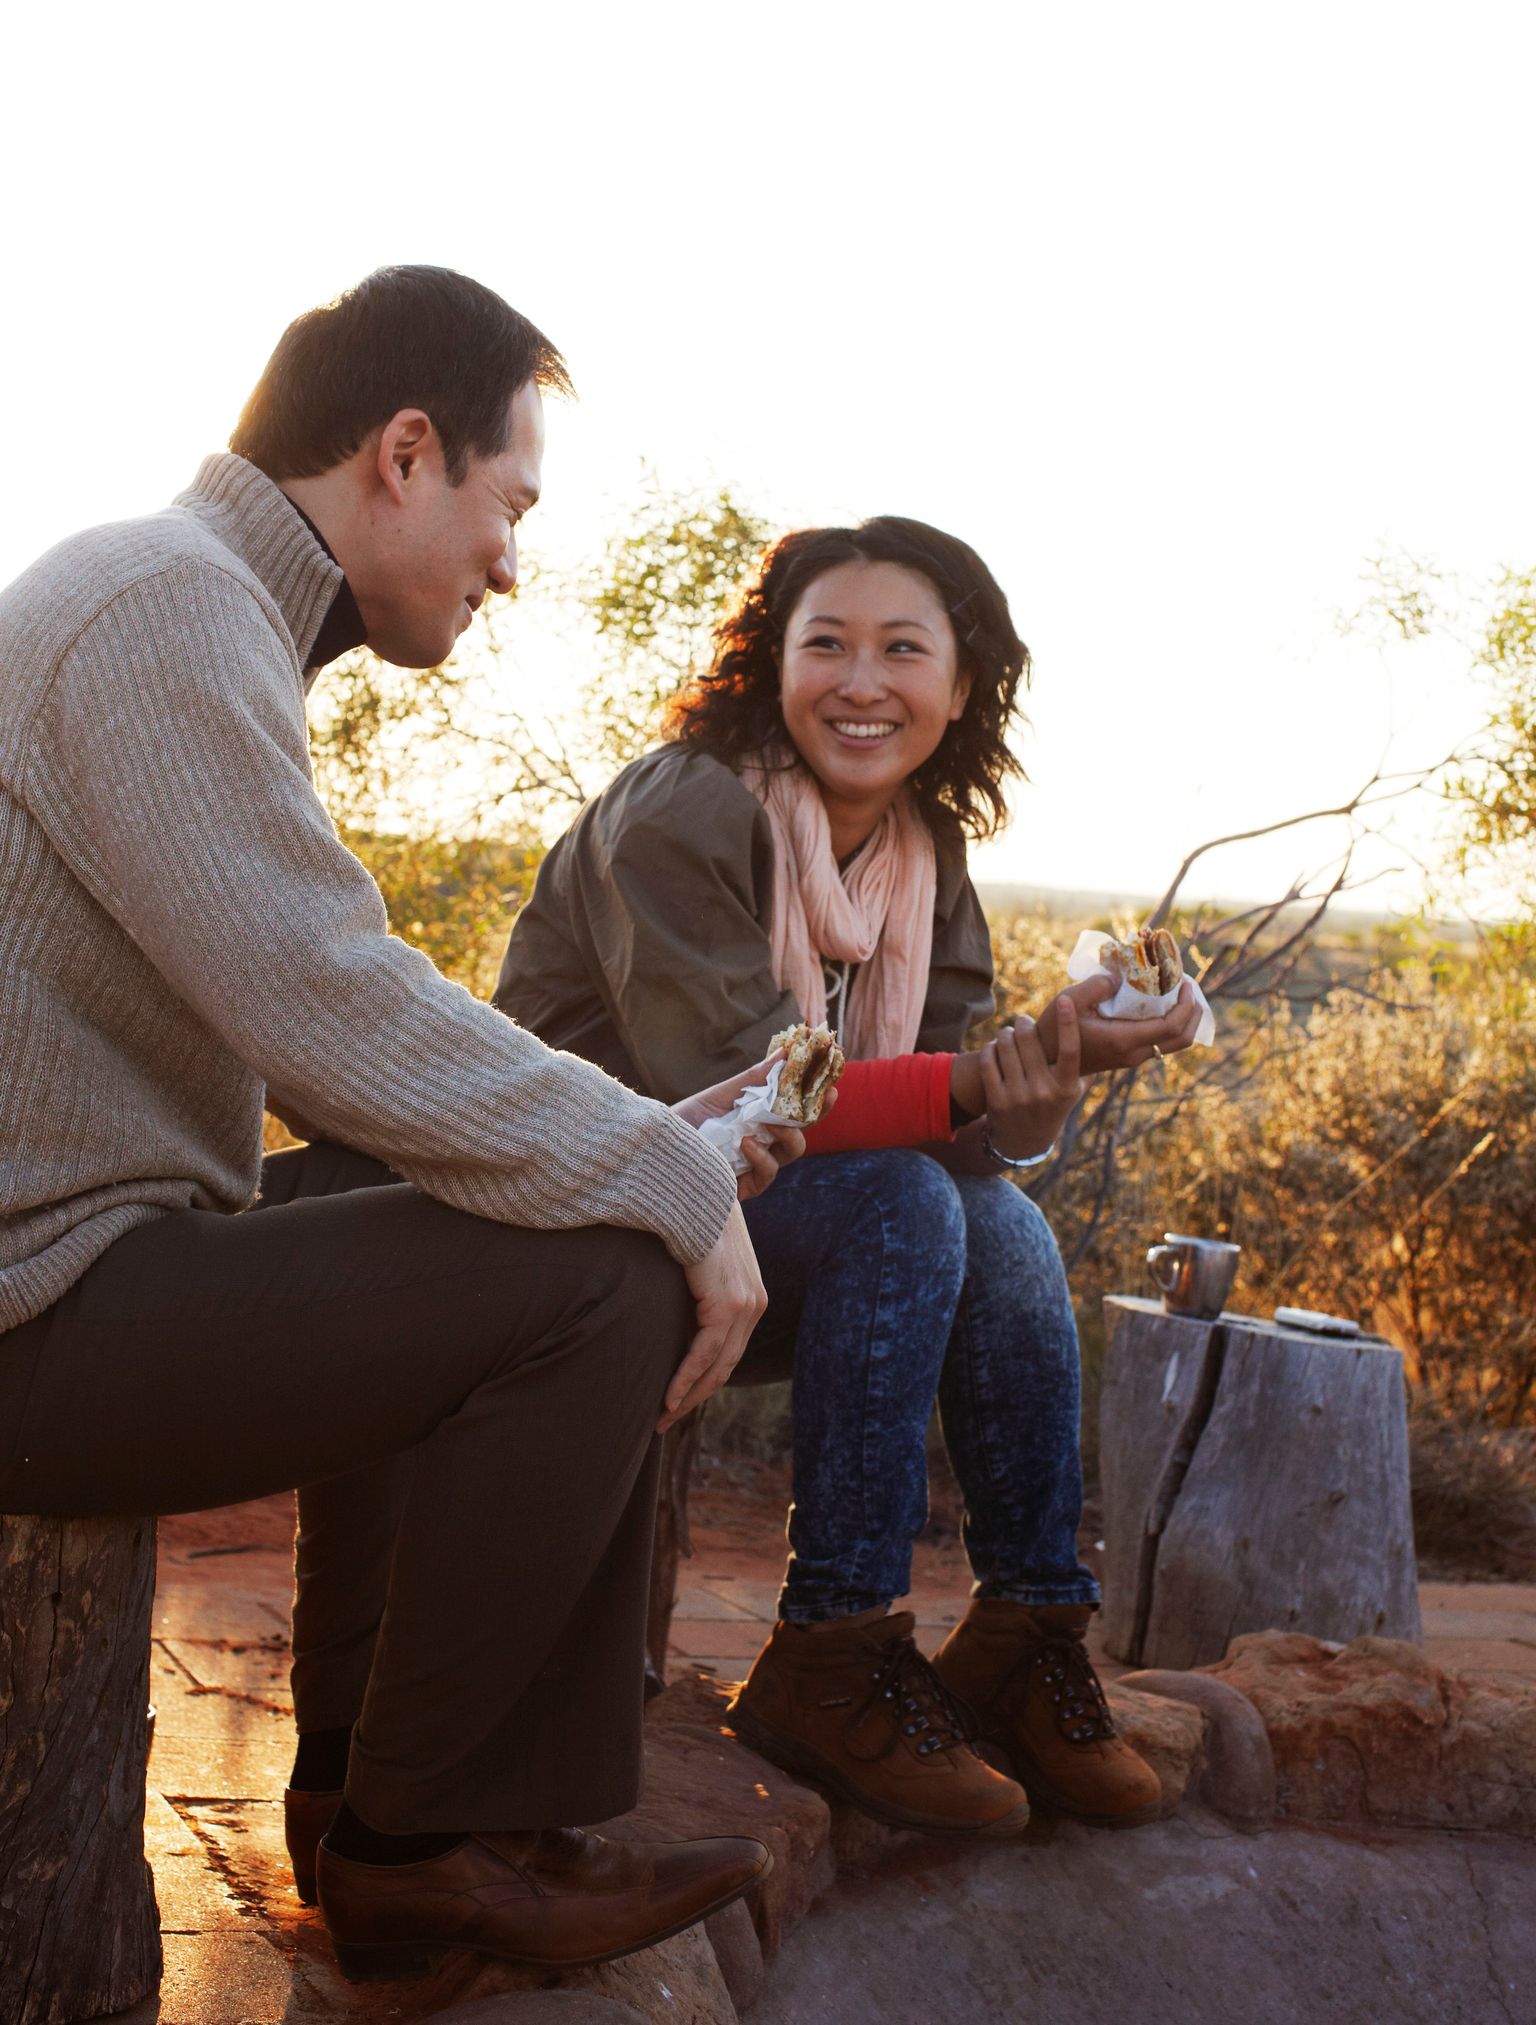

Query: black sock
left=289, top=1724, right=353, bottom=1794
left=323, top=1798, right=464, bottom=1868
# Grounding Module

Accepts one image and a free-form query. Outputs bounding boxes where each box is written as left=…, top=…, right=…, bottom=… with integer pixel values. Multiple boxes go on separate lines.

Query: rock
left=1104, top=1683, right=1205, bottom=1817
left=567, top=1923, right=737, bottom=2025
left=422, top=1997, right=650, bottom=2023
left=747, top=1816, right=1536, bottom=2025
left=437, top=1924, right=735, bottom=2025
left=825, top=1805, right=921, bottom=1876
left=704, top=1898, right=764, bottom=2014
left=1115, top=1667, right=1277, bottom=1827
left=1203, top=1630, right=1536, bottom=1837
left=612, top=1670, right=835, bottom=1957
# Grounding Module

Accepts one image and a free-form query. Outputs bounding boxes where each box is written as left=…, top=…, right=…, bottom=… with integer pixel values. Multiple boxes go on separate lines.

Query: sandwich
left=769, top=1021, right=846, bottom=1124
left=1099, top=927, right=1183, bottom=998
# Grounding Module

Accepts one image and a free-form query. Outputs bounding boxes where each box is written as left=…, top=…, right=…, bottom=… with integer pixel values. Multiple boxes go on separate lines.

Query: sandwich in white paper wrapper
left=696, top=1023, right=846, bottom=1175
left=1067, top=928, right=1216, bottom=1045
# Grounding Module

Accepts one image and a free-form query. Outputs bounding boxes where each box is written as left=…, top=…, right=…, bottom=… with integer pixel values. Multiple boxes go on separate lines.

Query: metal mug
left=1146, top=1233, right=1240, bottom=1321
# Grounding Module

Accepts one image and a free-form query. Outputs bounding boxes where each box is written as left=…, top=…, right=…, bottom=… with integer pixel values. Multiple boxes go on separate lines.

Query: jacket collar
left=175, top=453, right=345, bottom=673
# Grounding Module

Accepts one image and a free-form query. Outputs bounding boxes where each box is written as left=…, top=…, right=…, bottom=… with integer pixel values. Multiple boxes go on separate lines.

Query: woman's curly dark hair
left=664, top=515, right=1030, bottom=839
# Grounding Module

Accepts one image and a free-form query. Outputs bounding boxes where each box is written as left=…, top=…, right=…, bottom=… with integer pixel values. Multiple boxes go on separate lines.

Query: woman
left=496, top=517, right=1200, bottom=1837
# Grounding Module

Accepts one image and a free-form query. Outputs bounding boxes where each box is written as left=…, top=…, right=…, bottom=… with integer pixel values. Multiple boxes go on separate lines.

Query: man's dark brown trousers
left=0, top=1142, right=688, bottom=1831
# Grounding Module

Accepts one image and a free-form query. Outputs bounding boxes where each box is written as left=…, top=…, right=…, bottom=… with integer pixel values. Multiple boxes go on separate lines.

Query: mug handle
left=1146, top=1244, right=1179, bottom=1294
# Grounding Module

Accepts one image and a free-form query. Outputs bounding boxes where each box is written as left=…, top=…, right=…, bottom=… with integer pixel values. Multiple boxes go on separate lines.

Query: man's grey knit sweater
left=0, top=454, right=737, bottom=1333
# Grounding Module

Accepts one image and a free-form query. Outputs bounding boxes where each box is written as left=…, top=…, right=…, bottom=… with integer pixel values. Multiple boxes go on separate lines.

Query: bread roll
left=769, top=1022, right=846, bottom=1124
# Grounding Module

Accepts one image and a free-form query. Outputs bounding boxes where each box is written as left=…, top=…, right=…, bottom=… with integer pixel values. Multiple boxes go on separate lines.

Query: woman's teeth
left=831, top=721, right=897, bottom=740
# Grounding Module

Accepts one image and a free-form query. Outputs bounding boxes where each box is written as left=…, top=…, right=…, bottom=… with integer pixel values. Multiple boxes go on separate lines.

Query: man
left=0, top=266, right=791, bottom=1984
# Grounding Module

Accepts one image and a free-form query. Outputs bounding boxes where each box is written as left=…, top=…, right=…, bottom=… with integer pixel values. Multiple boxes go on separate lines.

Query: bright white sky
left=5, top=2, right=1533, bottom=913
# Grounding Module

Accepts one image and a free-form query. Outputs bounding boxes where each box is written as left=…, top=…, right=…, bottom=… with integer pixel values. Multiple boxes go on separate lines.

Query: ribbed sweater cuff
left=636, top=1111, right=740, bottom=1264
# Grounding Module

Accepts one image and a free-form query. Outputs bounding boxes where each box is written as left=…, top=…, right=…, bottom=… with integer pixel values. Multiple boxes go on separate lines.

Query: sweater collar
left=175, top=453, right=347, bottom=673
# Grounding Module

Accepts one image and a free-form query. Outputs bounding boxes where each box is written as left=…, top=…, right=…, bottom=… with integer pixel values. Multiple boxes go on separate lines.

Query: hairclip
left=948, top=586, right=982, bottom=646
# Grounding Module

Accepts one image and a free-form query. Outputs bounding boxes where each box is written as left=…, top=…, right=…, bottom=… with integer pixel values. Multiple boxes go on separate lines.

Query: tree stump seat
left=1098, top=1294, right=1421, bottom=1671
left=0, top=1512, right=161, bottom=2025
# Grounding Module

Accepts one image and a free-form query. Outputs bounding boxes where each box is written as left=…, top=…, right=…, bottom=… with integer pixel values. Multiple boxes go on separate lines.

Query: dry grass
left=995, top=921, right=1536, bottom=1430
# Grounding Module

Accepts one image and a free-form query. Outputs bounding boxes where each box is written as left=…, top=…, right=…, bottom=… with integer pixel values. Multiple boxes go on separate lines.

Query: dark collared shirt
left=285, top=497, right=367, bottom=672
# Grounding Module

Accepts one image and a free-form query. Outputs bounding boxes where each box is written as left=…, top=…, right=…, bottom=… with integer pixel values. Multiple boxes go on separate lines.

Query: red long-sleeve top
left=800, top=1052, right=957, bottom=1156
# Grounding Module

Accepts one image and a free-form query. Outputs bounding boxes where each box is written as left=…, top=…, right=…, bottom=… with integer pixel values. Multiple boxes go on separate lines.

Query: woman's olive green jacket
left=494, top=745, right=995, bottom=1103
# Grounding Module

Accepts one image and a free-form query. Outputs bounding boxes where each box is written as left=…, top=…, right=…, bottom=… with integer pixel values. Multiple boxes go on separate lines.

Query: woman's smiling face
left=778, top=560, right=970, bottom=813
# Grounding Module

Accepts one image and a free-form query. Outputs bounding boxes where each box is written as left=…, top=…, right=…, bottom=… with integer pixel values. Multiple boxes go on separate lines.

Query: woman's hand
left=978, top=998, right=1085, bottom=1161
left=1034, top=974, right=1203, bottom=1074
left=672, top=1051, right=820, bottom=1202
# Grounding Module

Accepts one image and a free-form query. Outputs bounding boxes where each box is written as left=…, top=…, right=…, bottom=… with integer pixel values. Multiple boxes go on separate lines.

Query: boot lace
left=1001, top=1628, right=1118, bottom=1746
left=862, top=1635, right=974, bottom=1759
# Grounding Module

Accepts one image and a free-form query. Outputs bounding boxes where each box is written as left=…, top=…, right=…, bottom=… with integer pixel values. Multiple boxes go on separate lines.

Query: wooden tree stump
left=0, top=1512, right=161, bottom=2025
left=1098, top=1295, right=1421, bottom=1671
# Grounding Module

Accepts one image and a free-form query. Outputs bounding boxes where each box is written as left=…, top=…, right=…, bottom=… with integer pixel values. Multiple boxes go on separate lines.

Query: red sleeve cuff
left=801, top=1053, right=956, bottom=1156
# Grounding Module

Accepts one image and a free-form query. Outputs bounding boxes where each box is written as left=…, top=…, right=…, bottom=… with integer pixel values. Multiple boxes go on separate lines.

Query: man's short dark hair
left=230, top=266, right=573, bottom=485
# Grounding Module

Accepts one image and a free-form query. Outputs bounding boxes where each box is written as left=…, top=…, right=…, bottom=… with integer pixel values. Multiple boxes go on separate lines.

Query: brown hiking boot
left=934, top=1599, right=1161, bottom=1827
left=726, top=1608, right=1031, bottom=1838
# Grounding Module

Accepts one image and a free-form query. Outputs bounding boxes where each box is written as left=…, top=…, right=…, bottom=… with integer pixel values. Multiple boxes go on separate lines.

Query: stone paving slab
left=114, top=1933, right=296, bottom=2025
left=668, top=1619, right=772, bottom=1662
left=153, top=1576, right=289, bottom=1643
left=161, top=1632, right=295, bottom=1702
left=674, top=1585, right=762, bottom=1621
left=668, top=1598, right=1127, bottom=1682
left=1419, top=1606, right=1536, bottom=1641
left=1416, top=1639, right=1536, bottom=1676
left=1420, top=1580, right=1536, bottom=1610
left=145, top=1789, right=254, bottom=1936
left=149, top=1641, right=297, bottom=1801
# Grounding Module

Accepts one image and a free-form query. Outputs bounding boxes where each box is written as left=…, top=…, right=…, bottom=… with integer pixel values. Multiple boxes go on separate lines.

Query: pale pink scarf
left=744, top=761, right=936, bottom=1059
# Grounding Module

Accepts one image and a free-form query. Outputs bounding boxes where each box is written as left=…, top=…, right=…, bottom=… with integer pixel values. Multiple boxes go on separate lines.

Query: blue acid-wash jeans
left=738, top=1148, right=1100, bottom=1623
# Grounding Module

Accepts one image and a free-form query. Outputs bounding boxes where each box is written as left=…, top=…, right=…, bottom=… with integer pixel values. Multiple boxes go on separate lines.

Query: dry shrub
left=978, top=909, right=1069, bottom=1032
left=1408, top=1411, right=1536, bottom=1579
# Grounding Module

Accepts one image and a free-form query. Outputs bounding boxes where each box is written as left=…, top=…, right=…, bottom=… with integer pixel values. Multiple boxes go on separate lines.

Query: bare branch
left=1146, top=746, right=1466, bottom=929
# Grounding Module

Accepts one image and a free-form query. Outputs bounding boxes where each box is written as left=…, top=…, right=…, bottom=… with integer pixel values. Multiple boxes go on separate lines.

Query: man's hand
left=672, top=1051, right=821, bottom=1202
left=979, top=999, right=1086, bottom=1161
left=1034, top=974, right=1202, bottom=1074
left=661, top=1203, right=768, bottom=1433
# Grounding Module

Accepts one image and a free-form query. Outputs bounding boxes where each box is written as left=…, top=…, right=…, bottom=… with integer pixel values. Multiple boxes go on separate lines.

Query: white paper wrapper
left=1066, top=930, right=1217, bottom=1046
left=696, top=1061, right=801, bottom=1175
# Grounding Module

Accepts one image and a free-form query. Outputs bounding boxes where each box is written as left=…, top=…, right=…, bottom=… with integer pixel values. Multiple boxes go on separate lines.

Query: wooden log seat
left=0, top=1512, right=161, bottom=2025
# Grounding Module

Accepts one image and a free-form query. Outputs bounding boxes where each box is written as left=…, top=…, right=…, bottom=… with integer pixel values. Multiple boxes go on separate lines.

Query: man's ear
left=374, top=409, right=436, bottom=507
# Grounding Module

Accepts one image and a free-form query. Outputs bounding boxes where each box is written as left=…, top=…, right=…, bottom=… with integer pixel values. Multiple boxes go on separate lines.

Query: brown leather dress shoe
left=934, top=1600, right=1162, bottom=1827
left=316, top=1824, right=772, bottom=1982
left=283, top=1787, right=342, bottom=1906
left=726, top=1609, right=1031, bottom=1838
